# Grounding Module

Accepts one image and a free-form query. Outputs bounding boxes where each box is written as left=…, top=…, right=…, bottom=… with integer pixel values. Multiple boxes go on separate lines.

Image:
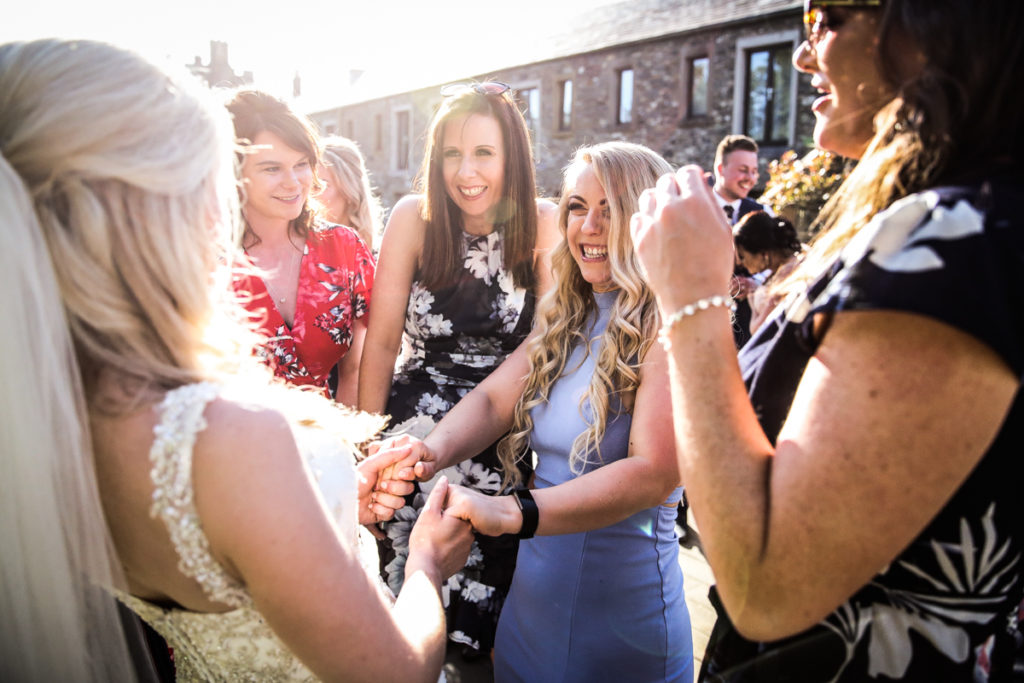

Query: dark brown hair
left=226, top=89, right=323, bottom=245
left=417, top=87, right=538, bottom=291
left=733, top=211, right=801, bottom=255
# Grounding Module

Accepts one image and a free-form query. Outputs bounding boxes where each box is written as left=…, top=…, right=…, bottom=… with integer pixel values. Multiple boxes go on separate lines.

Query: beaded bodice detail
left=118, top=382, right=375, bottom=681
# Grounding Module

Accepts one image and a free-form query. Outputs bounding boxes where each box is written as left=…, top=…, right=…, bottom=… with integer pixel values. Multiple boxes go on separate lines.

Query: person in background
left=0, top=38, right=471, bottom=683
left=732, top=211, right=804, bottom=333
left=376, top=141, right=693, bottom=682
left=711, top=134, right=765, bottom=349
left=228, top=91, right=374, bottom=406
left=358, top=80, right=560, bottom=661
left=632, top=0, right=1024, bottom=679
left=318, top=135, right=384, bottom=252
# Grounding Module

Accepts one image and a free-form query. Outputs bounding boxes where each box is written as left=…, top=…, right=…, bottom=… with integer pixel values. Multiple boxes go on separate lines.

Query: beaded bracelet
left=657, top=294, right=735, bottom=348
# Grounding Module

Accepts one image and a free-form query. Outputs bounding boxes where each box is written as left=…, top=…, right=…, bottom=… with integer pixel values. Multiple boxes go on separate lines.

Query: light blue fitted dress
left=494, top=290, right=694, bottom=683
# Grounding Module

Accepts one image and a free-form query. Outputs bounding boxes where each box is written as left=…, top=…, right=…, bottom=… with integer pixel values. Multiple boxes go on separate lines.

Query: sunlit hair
left=783, top=0, right=1024, bottom=293
left=497, top=142, right=672, bottom=487
left=226, top=89, right=323, bottom=247
left=319, top=135, right=383, bottom=248
left=417, top=85, right=538, bottom=291
left=0, top=37, right=245, bottom=681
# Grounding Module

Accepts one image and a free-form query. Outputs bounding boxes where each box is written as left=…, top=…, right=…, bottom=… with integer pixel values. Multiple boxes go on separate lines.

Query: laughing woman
left=229, top=91, right=374, bottom=406
left=358, top=81, right=559, bottom=658
left=376, top=142, right=693, bottom=682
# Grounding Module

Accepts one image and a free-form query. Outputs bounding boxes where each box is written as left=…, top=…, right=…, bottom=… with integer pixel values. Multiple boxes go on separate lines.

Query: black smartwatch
left=511, top=488, right=539, bottom=539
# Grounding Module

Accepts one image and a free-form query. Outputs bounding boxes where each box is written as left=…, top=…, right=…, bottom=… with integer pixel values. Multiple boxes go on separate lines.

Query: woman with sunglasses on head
left=318, top=135, right=384, bottom=252
left=632, top=0, right=1024, bottom=680
left=229, top=91, right=374, bottom=406
left=0, top=39, right=472, bottom=682
left=375, top=142, right=693, bottom=682
left=358, top=81, right=560, bottom=660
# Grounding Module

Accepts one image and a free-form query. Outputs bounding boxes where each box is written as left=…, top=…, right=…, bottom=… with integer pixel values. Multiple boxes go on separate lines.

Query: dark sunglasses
left=803, top=0, right=882, bottom=46
left=440, top=81, right=511, bottom=97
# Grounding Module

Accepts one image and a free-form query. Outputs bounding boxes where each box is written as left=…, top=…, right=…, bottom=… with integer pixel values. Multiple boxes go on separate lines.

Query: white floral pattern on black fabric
left=707, top=179, right=1024, bottom=681
left=378, top=229, right=535, bottom=654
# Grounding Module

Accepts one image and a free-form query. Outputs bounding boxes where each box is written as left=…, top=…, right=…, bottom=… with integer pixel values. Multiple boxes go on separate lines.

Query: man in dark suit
left=712, top=135, right=764, bottom=348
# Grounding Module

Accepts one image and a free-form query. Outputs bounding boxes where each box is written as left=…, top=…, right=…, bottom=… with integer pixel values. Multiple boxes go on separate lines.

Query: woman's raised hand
left=631, top=166, right=736, bottom=314
left=407, top=477, right=474, bottom=580
left=443, top=484, right=521, bottom=537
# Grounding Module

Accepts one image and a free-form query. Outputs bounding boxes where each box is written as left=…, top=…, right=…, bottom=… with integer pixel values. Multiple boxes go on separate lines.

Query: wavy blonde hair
left=497, top=142, right=672, bottom=488
left=319, top=135, right=384, bottom=249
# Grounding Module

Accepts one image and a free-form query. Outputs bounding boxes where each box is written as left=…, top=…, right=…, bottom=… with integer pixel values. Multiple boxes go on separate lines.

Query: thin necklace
left=266, top=245, right=302, bottom=305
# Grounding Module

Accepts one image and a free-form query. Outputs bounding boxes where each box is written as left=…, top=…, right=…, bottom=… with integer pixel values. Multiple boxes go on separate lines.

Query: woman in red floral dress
left=228, top=90, right=374, bottom=404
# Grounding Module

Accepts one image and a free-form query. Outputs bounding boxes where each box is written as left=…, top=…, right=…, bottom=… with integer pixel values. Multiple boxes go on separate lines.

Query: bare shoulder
left=378, top=194, right=426, bottom=260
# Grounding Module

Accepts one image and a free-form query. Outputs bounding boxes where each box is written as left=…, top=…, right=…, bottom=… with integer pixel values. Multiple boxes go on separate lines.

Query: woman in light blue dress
left=373, top=141, right=694, bottom=682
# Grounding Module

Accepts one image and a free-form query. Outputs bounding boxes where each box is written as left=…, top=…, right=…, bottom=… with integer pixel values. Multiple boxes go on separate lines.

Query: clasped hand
left=365, top=434, right=522, bottom=537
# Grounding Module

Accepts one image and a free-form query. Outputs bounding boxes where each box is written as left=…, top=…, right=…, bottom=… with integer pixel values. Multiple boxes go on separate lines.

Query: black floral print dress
left=379, top=228, right=535, bottom=655
left=701, top=172, right=1024, bottom=682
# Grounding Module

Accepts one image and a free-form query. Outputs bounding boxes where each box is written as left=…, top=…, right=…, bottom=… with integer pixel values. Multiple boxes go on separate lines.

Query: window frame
left=733, top=30, right=801, bottom=145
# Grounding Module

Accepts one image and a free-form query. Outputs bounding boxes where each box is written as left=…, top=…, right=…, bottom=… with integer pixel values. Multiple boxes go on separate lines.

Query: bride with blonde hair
left=0, top=38, right=470, bottom=682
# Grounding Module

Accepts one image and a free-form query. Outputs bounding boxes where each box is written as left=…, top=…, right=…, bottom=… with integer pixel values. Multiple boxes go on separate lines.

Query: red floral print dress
left=235, top=223, right=374, bottom=396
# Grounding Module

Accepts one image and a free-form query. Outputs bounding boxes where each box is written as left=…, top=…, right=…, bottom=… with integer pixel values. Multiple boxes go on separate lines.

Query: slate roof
left=308, top=0, right=801, bottom=113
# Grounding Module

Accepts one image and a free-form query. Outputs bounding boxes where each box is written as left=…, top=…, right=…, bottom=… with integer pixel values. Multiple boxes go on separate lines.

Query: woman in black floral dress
left=359, top=82, right=559, bottom=658
left=633, top=1, right=1024, bottom=680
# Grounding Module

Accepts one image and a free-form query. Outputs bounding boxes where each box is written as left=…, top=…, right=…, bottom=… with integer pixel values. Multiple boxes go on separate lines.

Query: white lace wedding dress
left=117, top=382, right=386, bottom=681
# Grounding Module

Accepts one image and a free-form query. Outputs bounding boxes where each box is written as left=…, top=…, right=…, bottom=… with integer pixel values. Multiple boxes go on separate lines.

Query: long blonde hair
left=320, top=135, right=383, bottom=249
left=497, top=142, right=672, bottom=487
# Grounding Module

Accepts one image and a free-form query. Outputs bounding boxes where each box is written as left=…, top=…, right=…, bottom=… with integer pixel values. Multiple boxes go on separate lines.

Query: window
left=687, top=56, right=709, bottom=118
left=558, top=80, right=573, bottom=131
left=617, top=68, right=634, bottom=125
left=743, top=44, right=792, bottom=145
left=392, top=107, right=411, bottom=171
left=375, top=114, right=382, bottom=151
left=346, top=120, right=354, bottom=139
left=517, top=87, right=540, bottom=135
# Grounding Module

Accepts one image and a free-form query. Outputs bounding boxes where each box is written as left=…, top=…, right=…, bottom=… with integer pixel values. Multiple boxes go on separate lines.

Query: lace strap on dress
left=149, top=382, right=250, bottom=608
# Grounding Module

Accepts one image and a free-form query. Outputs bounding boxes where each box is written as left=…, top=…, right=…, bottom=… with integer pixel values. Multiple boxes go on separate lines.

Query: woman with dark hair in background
left=358, top=81, right=559, bottom=659
left=732, top=211, right=804, bottom=333
left=633, top=0, right=1024, bottom=679
left=229, top=90, right=374, bottom=406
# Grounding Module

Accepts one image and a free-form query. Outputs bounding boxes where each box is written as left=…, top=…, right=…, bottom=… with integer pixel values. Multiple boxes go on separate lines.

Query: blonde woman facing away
left=0, top=39, right=470, bottom=683
left=318, top=135, right=384, bottom=252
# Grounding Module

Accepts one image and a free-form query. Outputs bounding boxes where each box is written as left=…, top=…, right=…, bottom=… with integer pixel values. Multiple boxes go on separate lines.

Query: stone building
left=309, top=0, right=814, bottom=208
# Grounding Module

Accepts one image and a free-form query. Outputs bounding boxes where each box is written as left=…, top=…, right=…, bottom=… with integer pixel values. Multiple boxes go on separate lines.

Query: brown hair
left=226, top=89, right=323, bottom=246
left=417, top=86, right=538, bottom=291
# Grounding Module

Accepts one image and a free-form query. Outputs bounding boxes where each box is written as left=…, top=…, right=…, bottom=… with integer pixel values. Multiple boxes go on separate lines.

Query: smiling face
left=794, top=6, right=887, bottom=159
left=317, top=164, right=351, bottom=225
left=241, top=130, right=313, bottom=226
left=716, top=149, right=759, bottom=202
left=565, top=164, right=617, bottom=293
left=440, top=113, right=506, bottom=227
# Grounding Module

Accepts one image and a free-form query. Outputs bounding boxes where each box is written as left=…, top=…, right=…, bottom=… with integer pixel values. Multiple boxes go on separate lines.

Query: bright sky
left=2, top=0, right=618, bottom=113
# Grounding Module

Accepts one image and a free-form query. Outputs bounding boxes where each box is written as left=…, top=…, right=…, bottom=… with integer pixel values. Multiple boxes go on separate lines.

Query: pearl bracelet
left=658, top=295, right=735, bottom=348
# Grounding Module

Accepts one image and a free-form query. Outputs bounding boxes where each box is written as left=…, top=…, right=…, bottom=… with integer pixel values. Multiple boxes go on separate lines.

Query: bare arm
left=357, top=195, right=424, bottom=416
left=195, top=404, right=471, bottom=683
left=334, top=317, right=366, bottom=407
left=444, top=341, right=680, bottom=536
left=632, top=166, right=1019, bottom=641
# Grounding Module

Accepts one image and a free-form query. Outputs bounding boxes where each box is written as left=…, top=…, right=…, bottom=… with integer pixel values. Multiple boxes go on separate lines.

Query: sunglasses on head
left=440, top=81, right=511, bottom=97
left=803, top=0, right=882, bottom=46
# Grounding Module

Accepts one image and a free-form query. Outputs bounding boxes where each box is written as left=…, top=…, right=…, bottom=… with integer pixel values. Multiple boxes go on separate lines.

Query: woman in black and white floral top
left=632, top=0, right=1024, bottom=680
left=358, top=81, right=559, bottom=659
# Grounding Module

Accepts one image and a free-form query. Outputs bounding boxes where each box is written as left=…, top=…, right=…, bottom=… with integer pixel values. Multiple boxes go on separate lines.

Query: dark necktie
left=723, top=204, right=735, bottom=223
